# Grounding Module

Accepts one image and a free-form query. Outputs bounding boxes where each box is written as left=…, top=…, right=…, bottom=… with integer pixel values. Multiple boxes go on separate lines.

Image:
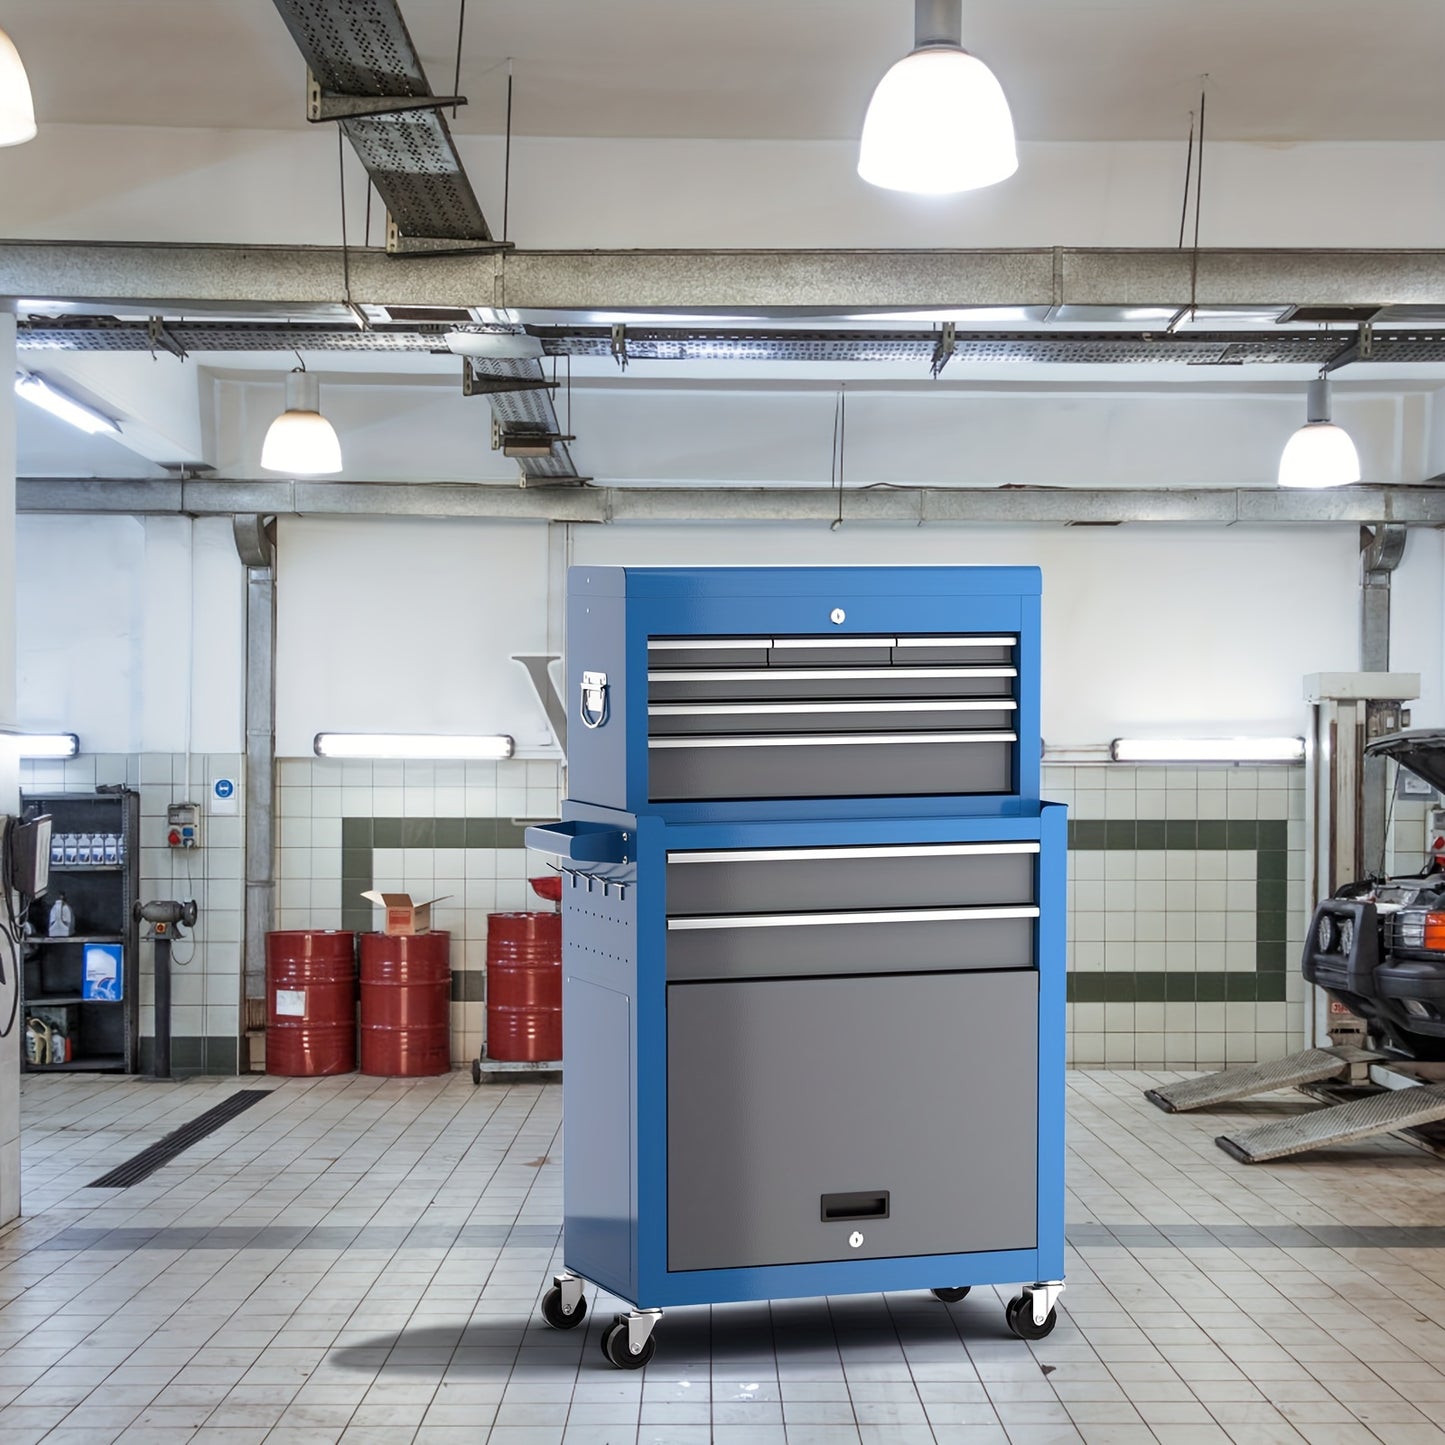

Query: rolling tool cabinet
left=527, top=567, right=1066, bottom=1368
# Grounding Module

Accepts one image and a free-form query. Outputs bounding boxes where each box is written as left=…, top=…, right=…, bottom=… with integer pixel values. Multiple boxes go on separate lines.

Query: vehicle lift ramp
left=1143, top=672, right=1445, bottom=1162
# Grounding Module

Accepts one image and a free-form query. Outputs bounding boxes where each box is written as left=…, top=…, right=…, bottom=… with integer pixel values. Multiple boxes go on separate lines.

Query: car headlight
left=1316, top=914, right=1338, bottom=953
left=1396, top=910, right=1426, bottom=948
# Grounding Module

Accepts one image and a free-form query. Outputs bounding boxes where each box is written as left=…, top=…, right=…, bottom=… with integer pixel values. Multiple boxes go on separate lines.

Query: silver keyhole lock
left=830, top=608, right=846, bottom=625
left=848, top=1231, right=864, bottom=1249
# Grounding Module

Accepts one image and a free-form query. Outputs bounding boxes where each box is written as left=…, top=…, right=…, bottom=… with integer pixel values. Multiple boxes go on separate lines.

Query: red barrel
left=266, top=930, right=357, bottom=1076
left=359, top=931, right=452, bottom=1076
left=486, top=912, right=562, bottom=1061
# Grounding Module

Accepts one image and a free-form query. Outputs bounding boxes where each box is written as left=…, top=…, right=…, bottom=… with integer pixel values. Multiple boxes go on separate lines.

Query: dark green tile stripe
left=339, top=817, right=536, bottom=935
left=1066, top=817, right=1292, bottom=1005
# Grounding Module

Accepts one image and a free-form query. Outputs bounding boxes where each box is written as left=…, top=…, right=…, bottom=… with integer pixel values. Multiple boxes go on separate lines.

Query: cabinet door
left=666, top=970, right=1038, bottom=1273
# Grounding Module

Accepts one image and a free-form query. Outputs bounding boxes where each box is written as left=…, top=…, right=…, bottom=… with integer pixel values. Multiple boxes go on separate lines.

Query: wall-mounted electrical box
left=166, top=803, right=201, bottom=849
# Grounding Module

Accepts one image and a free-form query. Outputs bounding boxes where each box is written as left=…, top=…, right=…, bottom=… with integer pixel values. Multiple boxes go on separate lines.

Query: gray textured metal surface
left=664, top=910, right=1033, bottom=981
left=270, top=0, right=495, bottom=244
left=19, top=479, right=1445, bottom=527
left=8, top=242, right=1445, bottom=312
left=1143, top=1047, right=1377, bottom=1112
left=1215, top=1083, right=1445, bottom=1163
left=648, top=736, right=1013, bottom=802
left=463, top=356, right=580, bottom=482
left=666, top=971, right=1038, bottom=1271
left=665, top=849, right=1035, bottom=917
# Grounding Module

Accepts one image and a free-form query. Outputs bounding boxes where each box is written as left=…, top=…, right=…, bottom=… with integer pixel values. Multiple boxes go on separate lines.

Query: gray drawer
left=648, top=666, right=1017, bottom=704
left=667, top=842, right=1037, bottom=916
left=665, top=904, right=1037, bottom=981
left=667, top=970, right=1039, bottom=1271
left=649, top=699, right=1017, bottom=737
left=648, top=734, right=1013, bottom=801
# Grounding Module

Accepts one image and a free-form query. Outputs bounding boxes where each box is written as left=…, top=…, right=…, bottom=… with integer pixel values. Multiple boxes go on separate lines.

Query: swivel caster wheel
left=601, top=1314, right=658, bottom=1369
left=931, top=1286, right=971, bottom=1303
left=471, top=1058, right=483, bottom=1086
left=1006, top=1293, right=1058, bottom=1340
left=540, top=1286, right=587, bottom=1330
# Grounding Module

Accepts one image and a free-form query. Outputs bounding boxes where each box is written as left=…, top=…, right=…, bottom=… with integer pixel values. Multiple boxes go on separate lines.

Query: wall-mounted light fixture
left=1111, top=737, right=1305, bottom=764
left=0, top=24, right=36, bottom=147
left=14, top=373, right=119, bottom=435
left=262, top=368, right=342, bottom=476
left=314, top=733, right=515, bottom=760
left=858, top=0, right=1017, bottom=195
left=7, top=733, right=81, bottom=759
left=1278, top=375, right=1360, bottom=489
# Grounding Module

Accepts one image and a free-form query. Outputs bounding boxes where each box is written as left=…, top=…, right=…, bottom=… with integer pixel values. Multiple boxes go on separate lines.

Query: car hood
left=1365, top=729, right=1445, bottom=794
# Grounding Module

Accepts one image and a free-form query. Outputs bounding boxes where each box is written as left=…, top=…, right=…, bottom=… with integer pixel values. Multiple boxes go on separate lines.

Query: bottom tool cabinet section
left=667, top=970, right=1038, bottom=1272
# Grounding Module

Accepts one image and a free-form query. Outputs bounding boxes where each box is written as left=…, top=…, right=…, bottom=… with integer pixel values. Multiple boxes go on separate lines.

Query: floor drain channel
left=88, top=1090, right=274, bottom=1188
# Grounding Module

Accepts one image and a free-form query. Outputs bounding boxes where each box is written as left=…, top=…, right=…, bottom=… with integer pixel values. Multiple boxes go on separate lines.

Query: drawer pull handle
left=821, top=1190, right=890, bottom=1221
left=667, top=905, right=1040, bottom=931
left=670, top=842, right=1040, bottom=864
left=649, top=699, right=1017, bottom=716
left=648, top=666, right=1017, bottom=682
left=649, top=731, right=1016, bottom=750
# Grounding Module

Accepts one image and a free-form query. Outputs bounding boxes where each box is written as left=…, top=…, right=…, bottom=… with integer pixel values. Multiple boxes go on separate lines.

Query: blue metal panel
left=546, top=566, right=1066, bottom=1332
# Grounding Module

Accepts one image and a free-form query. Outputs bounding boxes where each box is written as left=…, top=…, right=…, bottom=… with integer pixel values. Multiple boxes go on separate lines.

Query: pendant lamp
left=0, top=24, right=36, bottom=147
left=858, top=0, right=1016, bottom=194
left=261, top=369, right=343, bottom=476
left=1277, top=376, right=1360, bottom=490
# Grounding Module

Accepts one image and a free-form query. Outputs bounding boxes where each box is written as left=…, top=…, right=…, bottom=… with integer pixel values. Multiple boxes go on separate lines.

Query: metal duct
left=270, top=0, right=498, bottom=250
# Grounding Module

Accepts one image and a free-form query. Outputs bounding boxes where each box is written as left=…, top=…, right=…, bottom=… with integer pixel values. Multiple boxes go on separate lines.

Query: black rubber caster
left=540, top=1286, right=587, bottom=1330
left=1005, top=1294, right=1058, bottom=1340
left=601, top=1315, right=656, bottom=1369
left=931, top=1286, right=971, bottom=1302
left=471, top=1058, right=482, bottom=1086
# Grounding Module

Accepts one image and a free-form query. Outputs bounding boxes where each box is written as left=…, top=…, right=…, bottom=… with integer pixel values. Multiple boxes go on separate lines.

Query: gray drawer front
left=667, top=971, right=1039, bottom=1271
left=648, top=670, right=1015, bottom=703
left=667, top=846, right=1036, bottom=916
left=649, top=738, right=1012, bottom=801
left=665, top=913, right=1034, bottom=981
left=649, top=702, right=1017, bottom=737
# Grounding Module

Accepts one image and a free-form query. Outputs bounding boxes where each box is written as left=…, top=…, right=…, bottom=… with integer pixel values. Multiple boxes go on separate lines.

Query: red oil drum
left=486, top=912, right=562, bottom=1061
left=265, top=930, right=357, bottom=1076
left=359, top=931, right=452, bottom=1076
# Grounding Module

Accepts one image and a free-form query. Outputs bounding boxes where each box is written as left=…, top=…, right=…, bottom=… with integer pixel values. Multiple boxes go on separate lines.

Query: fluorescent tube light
left=14, top=373, right=120, bottom=435
left=314, top=733, right=515, bottom=760
left=1111, top=737, right=1305, bottom=764
left=16, top=733, right=80, bottom=759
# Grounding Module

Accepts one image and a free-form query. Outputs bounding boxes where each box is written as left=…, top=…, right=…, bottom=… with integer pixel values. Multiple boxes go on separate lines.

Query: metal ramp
left=1216, top=1083, right=1445, bottom=1163
left=1144, top=1046, right=1383, bottom=1113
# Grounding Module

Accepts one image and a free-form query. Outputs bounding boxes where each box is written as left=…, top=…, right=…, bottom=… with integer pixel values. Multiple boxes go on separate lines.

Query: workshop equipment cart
left=527, top=566, right=1066, bottom=1368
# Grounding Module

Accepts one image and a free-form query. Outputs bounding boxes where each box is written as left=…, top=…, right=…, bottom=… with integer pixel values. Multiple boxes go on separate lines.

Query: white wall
left=273, top=516, right=555, bottom=757
left=15, top=514, right=244, bottom=753
left=4, top=126, right=1445, bottom=249
left=570, top=521, right=1397, bottom=741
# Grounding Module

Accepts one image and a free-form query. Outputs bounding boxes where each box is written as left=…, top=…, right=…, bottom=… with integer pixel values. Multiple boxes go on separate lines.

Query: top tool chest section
left=566, top=565, right=1042, bottom=817
left=528, top=566, right=1065, bottom=1367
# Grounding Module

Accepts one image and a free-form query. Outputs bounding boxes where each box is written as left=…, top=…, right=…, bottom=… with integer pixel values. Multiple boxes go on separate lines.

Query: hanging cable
left=1188, top=77, right=1208, bottom=319
left=503, top=60, right=515, bottom=243
left=1176, top=108, right=1195, bottom=249
left=452, top=0, right=467, bottom=120
left=830, top=387, right=847, bottom=531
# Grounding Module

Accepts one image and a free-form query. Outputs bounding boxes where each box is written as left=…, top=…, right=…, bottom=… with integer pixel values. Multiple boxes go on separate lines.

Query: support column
left=1, top=313, right=20, bottom=1224
left=234, top=517, right=275, bottom=1069
left=1360, top=525, right=1408, bottom=875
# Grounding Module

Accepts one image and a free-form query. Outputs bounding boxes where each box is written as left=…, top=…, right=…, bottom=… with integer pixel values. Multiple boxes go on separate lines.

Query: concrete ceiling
left=5, top=0, right=1444, bottom=143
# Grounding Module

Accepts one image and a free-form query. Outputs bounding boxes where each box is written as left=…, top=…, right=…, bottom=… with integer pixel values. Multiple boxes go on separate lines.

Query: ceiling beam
left=3, top=242, right=1445, bottom=313
left=17, top=479, right=1445, bottom=527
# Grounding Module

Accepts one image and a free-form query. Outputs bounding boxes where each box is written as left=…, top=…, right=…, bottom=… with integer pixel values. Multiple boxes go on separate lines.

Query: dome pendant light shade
left=1277, top=376, right=1360, bottom=490
left=858, top=0, right=1017, bottom=194
left=261, top=369, right=342, bottom=476
left=0, top=25, right=36, bottom=147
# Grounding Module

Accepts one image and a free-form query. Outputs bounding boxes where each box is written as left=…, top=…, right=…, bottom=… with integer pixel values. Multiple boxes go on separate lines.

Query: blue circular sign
left=214, top=779, right=235, bottom=799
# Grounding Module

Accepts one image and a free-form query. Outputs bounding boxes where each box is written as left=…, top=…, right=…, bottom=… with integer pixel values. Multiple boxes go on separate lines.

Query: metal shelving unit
left=20, top=789, right=141, bottom=1073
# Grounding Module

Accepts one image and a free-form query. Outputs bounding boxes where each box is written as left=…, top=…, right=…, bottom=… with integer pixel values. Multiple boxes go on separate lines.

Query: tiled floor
left=3, top=1071, right=1445, bottom=1445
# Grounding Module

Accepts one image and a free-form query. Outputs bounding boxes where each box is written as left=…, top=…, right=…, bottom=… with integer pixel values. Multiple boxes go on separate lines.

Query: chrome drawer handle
left=667, top=905, right=1040, bottom=931
left=648, top=731, right=1017, bottom=749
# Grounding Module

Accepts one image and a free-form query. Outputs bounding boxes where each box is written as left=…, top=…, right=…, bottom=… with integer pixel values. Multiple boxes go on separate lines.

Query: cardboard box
left=361, top=891, right=450, bottom=935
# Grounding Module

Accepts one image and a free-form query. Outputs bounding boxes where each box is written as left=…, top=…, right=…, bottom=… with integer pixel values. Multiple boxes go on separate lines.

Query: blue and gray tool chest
left=527, top=565, right=1066, bottom=1368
